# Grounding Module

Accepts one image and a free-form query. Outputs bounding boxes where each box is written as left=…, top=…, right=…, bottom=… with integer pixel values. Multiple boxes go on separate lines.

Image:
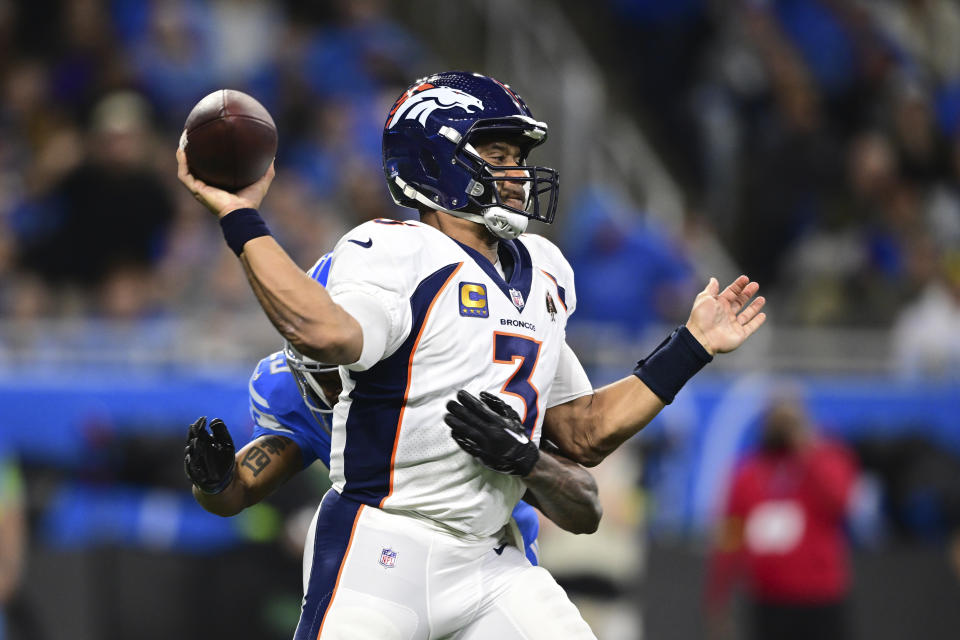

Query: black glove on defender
left=184, top=416, right=236, bottom=494
left=444, top=390, right=539, bottom=477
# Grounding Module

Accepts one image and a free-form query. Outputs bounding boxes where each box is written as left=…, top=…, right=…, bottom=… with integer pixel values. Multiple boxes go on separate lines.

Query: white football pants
left=294, top=489, right=596, bottom=640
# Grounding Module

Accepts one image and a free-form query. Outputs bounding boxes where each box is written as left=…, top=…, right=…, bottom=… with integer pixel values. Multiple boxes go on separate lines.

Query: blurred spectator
left=261, top=173, right=346, bottom=267
left=563, top=187, right=695, bottom=335
left=727, top=4, right=853, bottom=291
left=282, top=100, right=384, bottom=200
left=0, top=447, right=24, bottom=640
left=865, top=0, right=960, bottom=87
left=125, top=0, right=217, bottom=129
left=891, top=251, right=960, bottom=379
left=282, top=102, right=351, bottom=199
left=889, top=79, right=949, bottom=187
left=705, top=397, right=858, bottom=640
left=779, top=130, right=929, bottom=326
left=925, top=132, right=960, bottom=255
left=733, top=72, right=840, bottom=290
left=207, top=0, right=283, bottom=87
left=297, top=0, right=422, bottom=105
left=48, top=0, right=126, bottom=115
left=14, top=90, right=174, bottom=316
left=0, top=58, right=81, bottom=198
left=855, top=435, right=960, bottom=543
left=0, top=1, right=11, bottom=65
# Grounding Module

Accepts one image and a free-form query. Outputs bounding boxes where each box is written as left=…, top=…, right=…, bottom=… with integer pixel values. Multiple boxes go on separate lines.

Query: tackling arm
left=444, top=391, right=601, bottom=534
left=522, top=443, right=601, bottom=534
left=192, top=434, right=303, bottom=517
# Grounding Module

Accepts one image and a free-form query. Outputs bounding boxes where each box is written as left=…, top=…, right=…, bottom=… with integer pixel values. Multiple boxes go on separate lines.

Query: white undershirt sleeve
left=329, top=289, right=403, bottom=371
left=323, top=221, right=422, bottom=372
left=547, top=341, right=594, bottom=408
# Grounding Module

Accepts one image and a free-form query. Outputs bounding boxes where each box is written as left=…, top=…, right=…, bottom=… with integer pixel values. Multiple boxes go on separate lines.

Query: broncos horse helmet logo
left=386, top=84, right=484, bottom=129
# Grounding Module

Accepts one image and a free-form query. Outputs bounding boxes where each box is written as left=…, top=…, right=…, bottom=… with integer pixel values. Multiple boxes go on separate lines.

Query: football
left=181, top=89, right=278, bottom=192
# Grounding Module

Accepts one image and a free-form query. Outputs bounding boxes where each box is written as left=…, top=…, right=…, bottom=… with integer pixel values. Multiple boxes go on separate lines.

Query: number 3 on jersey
left=493, top=332, right=542, bottom=436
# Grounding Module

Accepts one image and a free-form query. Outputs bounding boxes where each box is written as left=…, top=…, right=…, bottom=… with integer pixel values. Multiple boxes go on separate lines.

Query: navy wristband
left=220, top=208, right=271, bottom=256
left=633, top=325, right=713, bottom=404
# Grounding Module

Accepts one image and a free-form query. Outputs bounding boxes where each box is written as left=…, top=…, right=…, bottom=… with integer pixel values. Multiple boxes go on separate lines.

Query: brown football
left=182, top=89, right=277, bottom=192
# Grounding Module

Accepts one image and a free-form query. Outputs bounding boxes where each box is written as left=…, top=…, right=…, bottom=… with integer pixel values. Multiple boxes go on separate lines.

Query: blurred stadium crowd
left=0, top=1, right=959, bottom=639
left=0, top=0, right=957, bottom=376
left=0, top=0, right=423, bottom=330
left=566, top=0, right=960, bottom=372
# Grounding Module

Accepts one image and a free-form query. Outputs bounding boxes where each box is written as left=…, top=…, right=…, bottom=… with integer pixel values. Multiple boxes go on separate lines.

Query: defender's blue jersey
left=512, top=499, right=541, bottom=565
left=249, top=351, right=332, bottom=469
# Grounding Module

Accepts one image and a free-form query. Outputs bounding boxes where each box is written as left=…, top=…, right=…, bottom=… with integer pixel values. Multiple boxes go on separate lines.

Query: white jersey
left=324, top=219, right=591, bottom=538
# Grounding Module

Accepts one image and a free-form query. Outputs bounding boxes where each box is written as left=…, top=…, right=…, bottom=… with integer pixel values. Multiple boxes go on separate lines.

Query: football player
left=185, top=256, right=601, bottom=573
left=177, top=71, right=766, bottom=639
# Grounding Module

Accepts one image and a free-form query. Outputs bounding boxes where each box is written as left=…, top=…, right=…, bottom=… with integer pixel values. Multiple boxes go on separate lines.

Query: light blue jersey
left=247, top=252, right=542, bottom=564
left=249, top=351, right=332, bottom=469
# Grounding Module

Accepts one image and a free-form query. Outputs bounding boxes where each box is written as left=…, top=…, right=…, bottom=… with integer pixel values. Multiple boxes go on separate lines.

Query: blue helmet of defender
left=382, top=71, right=559, bottom=240
left=284, top=253, right=337, bottom=424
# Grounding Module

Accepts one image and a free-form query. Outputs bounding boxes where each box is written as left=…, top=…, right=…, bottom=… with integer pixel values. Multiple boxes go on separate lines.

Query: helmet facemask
left=283, top=341, right=338, bottom=431
left=449, top=117, right=559, bottom=239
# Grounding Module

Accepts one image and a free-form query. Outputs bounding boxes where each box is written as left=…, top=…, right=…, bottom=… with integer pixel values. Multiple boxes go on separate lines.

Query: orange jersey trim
left=379, top=262, right=463, bottom=508
left=539, top=269, right=567, bottom=311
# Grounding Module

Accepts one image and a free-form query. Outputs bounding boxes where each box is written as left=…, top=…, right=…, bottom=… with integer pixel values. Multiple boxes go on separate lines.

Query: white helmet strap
left=392, top=175, right=528, bottom=240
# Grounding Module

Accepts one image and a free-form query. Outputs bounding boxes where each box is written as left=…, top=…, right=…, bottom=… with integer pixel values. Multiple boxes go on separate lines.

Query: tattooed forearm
left=240, top=436, right=289, bottom=477
left=192, top=435, right=298, bottom=517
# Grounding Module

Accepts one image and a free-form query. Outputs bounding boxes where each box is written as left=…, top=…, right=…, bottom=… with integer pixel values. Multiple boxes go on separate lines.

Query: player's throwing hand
left=184, top=416, right=236, bottom=494
left=445, top=391, right=540, bottom=477
left=685, top=275, right=766, bottom=356
left=176, top=146, right=275, bottom=219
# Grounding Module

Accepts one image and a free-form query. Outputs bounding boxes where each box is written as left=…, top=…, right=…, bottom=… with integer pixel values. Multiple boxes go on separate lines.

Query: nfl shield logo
left=379, top=548, right=397, bottom=568
left=509, top=288, right=525, bottom=311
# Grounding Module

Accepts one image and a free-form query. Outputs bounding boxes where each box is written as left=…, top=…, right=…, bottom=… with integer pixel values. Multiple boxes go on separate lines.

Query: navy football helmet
left=382, top=71, right=559, bottom=239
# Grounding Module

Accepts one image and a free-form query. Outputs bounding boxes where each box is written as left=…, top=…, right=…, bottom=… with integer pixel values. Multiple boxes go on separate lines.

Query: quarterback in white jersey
left=325, top=219, right=585, bottom=538
left=178, top=71, right=767, bottom=639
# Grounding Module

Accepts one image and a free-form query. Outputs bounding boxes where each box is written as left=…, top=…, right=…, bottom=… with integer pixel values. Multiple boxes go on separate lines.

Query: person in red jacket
left=705, top=397, right=858, bottom=640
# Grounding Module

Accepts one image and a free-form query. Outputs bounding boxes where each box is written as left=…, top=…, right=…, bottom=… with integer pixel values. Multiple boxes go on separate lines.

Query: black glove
left=444, top=390, right=539, bottom=477
left=184, top=416, right=236, bottom=494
